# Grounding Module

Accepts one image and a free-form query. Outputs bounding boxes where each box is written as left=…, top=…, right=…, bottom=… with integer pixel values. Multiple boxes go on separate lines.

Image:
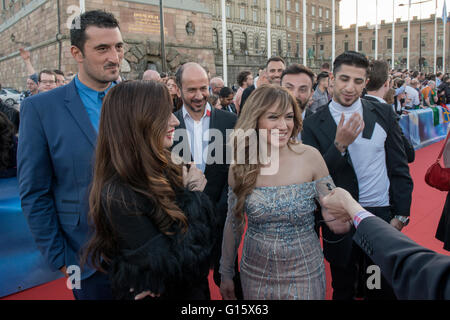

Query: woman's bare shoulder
left=291, top=142, right=322, bottom=159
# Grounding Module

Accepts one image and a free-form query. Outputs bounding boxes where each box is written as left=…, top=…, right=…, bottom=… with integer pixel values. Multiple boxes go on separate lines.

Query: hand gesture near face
left=334, top=113, right=364, bottom=153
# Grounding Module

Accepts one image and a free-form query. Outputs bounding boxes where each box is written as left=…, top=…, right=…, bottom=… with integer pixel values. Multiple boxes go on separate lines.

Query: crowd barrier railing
left=399, top=105, right=450, bottom=150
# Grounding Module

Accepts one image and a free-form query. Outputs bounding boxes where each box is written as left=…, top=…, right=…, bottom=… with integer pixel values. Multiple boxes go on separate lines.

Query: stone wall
left=0, top=0, right=215, bottom=90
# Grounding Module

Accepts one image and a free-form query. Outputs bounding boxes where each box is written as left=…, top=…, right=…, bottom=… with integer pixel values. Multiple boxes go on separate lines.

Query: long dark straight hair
left=82, top=80, right=187, bottom=271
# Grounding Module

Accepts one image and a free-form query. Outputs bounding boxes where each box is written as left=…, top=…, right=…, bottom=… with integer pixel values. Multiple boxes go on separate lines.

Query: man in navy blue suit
left=17, top=10, right=124, bottom=299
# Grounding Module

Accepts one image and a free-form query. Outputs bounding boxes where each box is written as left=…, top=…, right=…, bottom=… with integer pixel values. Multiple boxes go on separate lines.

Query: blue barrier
left=399, top=105, right=450, bottom=150
left=0, top=177, right=62, bottom=298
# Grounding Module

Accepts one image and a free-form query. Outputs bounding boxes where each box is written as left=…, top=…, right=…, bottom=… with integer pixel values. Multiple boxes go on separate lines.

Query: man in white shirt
left=172, top=62, right=240, bottom=299
left=404, top=79, right=421, bottom=108
left=302, top=51, right=413, bottom=300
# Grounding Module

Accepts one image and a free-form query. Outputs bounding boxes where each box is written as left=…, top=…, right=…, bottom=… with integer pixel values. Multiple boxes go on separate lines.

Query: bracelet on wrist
left=334, top=140, right=347, bottom=153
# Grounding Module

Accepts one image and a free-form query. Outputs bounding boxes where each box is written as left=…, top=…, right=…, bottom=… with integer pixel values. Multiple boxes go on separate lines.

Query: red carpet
left=2, top=141, right=449, bottom=300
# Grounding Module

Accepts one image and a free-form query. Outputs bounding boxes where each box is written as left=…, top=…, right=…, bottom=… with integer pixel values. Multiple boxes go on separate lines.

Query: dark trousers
left=72, top=271, right=113, bottom=300
left=330, top=206, right=397, bottom=300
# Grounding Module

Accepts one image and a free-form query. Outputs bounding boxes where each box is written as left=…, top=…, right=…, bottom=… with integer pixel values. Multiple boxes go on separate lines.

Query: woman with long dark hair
left=82, top=80, right=218, bottom=300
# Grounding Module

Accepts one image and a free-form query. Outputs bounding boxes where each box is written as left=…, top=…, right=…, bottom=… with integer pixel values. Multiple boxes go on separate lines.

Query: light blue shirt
left=74, top=75, right=116, bottom=132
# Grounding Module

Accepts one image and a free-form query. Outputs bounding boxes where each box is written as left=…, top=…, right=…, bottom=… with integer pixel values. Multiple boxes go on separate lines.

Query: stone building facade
left=211, top=0, right=340, bottom=85
left=0, top=0, right=216, bottom=90
left=316, top=14, right=450, bottom=73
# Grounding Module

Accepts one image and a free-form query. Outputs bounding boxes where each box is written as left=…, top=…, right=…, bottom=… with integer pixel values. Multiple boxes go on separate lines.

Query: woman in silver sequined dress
left=219, top=85, right=350, bottom=300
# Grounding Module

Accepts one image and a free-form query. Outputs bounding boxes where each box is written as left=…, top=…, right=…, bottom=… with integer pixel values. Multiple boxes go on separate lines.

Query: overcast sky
left=339, top=0, right=448, bottom=28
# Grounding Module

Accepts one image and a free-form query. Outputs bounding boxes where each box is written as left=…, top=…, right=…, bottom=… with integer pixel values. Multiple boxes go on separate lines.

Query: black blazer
left=221, top=103, right=238, bottom=114
left=304, top=107, right=314, bottom=119
left=302, top=99, right=414, bottom=266
left=354, top=216, right=450, bottom=299
left=362, top=95, right=415, bottom=163
left=106, top=180, right=218, bottom=300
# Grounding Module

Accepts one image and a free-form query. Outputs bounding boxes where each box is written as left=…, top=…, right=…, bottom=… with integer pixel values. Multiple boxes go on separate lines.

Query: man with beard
left=302, top=51, right=413, bottom=300
left=18, top=10, right=124, bottom=299
left=281, top=63, right=315, bottom=124
left=171, top=62, right=240, bottom=299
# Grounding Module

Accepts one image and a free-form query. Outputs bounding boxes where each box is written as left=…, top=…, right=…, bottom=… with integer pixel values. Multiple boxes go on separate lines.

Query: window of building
left=227, top=30, right=234, bottom=51
left=254, top=36, right=259, bottom=49
left=387, top=38, right=392, bottom=49
left=276, top=0, right=281, bottom=9
left=319, top=7, right=322, bottom=17
left=287, top=16, right=291, bottom=28
left=344, top=41, right=349, bottom=51
left=296, top=43, right=300, bottom=57
left=319, top=23, right=322, bottom=32
left=253, top=9, right=258, bottom=22
left=241, top=32, right=248, bottom=52
left=403, top=37, right=408, bottom=48
left=277, top=39, right=282, bottom=55
left=296, top=1, right=299, bottom=12
left=312, top=5, right=315, bottom=16
left=358, top=40, right=363, bottom=51
left=240, top=7, right=245, bottom=20
left=276, top=14, right=280, bottom=25
left=287, top=0, right=291, bottom=11
left=296, top=18, right=300, bottom=29
left=372, top=39, right=376, bottom=50
left=213, top=28, right=219, bottom=49
left=226, top=4, right=231, bottom=18
left=320, top=44, right=324, bottom=51
left=326, top=9, right=329, bottom=19
left=312, top=21, right=315, bottom=31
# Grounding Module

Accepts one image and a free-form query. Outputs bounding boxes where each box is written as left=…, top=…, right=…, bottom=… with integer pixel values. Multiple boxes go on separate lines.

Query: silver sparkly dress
left=219, top=176, right=333, bottom=300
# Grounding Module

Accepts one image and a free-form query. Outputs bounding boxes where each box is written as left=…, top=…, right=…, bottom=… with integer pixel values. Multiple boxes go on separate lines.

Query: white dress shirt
left=182, top=103, right=212, bottom=172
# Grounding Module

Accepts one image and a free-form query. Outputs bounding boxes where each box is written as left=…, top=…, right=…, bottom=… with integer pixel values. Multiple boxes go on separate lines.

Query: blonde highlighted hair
left=230, top=84, right=302, bottom=224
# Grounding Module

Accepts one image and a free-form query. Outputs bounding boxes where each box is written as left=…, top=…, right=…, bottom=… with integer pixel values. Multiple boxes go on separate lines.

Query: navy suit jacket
left=18, top=80, right=97, bottom=279
left=355, top=216, right=450, bottom=299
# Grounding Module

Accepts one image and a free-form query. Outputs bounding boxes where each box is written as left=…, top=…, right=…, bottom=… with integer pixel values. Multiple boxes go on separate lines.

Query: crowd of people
left=1, top=9, right=450, bottom=301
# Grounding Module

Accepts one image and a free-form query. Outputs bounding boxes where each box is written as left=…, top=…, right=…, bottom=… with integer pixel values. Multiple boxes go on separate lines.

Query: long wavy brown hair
left=231, top=84, right=302, bottom=225
left=82, top=80, right=187, bottom=272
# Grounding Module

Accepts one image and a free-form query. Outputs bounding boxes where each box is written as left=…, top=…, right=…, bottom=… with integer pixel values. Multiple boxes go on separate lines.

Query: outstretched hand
left=19, top=48, right=30, bottom=61
left=320, top=187, right=364, bottom=222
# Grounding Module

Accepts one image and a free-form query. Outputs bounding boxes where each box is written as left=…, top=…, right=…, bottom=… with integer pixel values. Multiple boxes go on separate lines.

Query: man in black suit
left=240, top=56, right=286, bottom=112
left=218, top=87, right=238, bottom=114
left=171, top=62, right=241, bottom=299
left=302, top=51, right=413, bottom=300
left=321, top=187, right=450, bottom=300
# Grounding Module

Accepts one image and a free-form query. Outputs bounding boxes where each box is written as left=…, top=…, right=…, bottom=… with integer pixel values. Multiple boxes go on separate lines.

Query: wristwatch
left=393, top=215, right=410, bottom=226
